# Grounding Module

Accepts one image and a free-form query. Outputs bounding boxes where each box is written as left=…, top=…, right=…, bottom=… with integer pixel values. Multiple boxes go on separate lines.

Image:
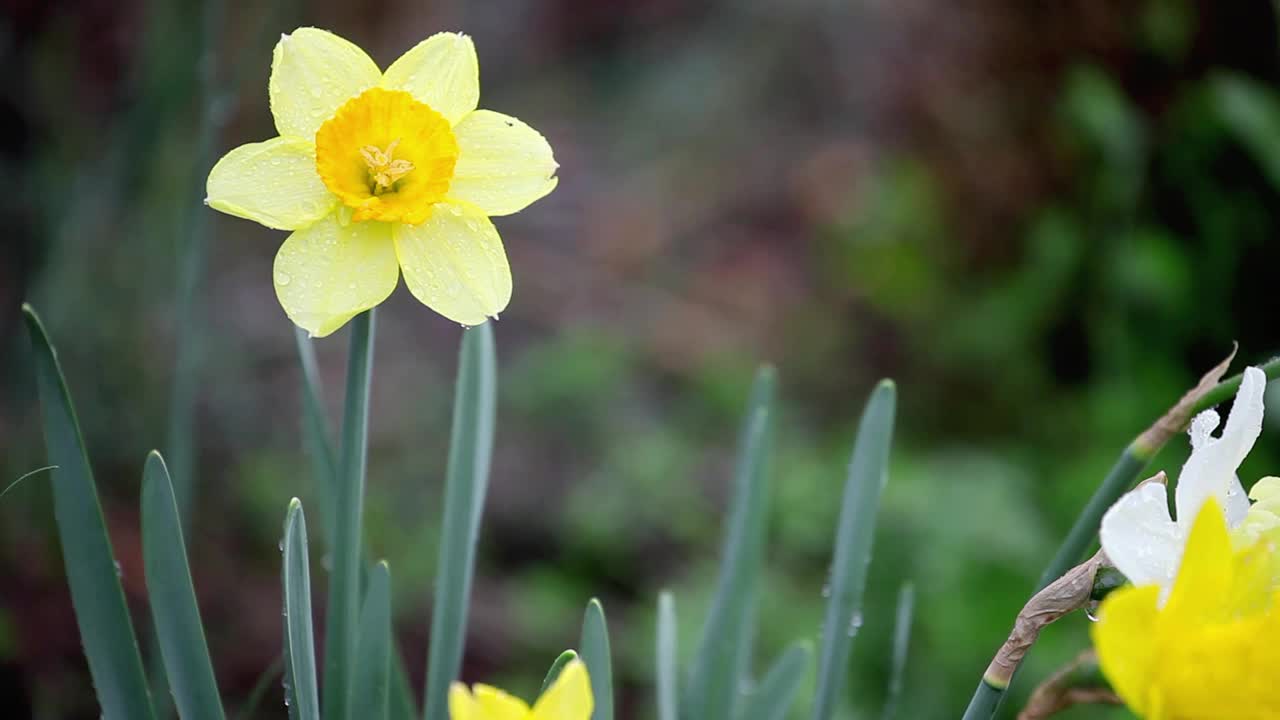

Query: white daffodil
left=1099, top=366, right=1267, bottom=591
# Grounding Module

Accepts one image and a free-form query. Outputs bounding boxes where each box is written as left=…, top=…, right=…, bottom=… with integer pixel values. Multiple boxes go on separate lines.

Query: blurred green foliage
left=4, top=0, right=1280, bottom=718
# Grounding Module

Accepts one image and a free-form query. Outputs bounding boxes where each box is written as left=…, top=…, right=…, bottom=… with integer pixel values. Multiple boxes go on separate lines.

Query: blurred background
left=4, top=0, right=1280, bottom=717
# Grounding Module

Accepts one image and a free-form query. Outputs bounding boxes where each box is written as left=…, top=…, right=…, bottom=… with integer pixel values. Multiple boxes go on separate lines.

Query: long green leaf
left=388, top=648, right=418, bottom=720
left=323, top=310, right=376, bottom=720
left=284, top=499, right=321, bottom=720
left=294, top=327, right=339, bottom=544
left=23, top=304, right=157, bottom=720
left=423, top=324, right=497, bottom=720
left=655, top=591, right=678, bottom=720
left=688, top=366, right=775, bottom=720
left=580, top=598, right=614, bottom=720
left=353, top=561, right=392, bottom=720
left=812, top=380, right=896, bottom=720
left=141, top=451, right=225, bottom=720
left=881, top=583, right=914, bottom=720
left=740, top=642, right=811, bottom=720
left=540, top=650, right=580, bottom=696
left=293, top=323, right=418, bottom=720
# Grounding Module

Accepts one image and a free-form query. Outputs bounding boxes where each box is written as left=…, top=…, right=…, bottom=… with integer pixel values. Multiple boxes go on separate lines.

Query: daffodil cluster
left=207, top=28, right=558, bottom=336
left=1093, top=367, right=1280, bottom=719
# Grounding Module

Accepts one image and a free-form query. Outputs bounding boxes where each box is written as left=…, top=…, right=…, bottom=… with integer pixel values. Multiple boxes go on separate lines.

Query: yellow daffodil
left=206, top=28, right=558, bottom=336
left=449, top=658, right=593, bottom=720
left=1092, top=498, right=1280, bottom=719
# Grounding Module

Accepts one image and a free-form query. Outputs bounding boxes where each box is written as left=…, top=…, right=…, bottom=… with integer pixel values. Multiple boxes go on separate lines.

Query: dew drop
left=276, top=271, right=292, bottom=286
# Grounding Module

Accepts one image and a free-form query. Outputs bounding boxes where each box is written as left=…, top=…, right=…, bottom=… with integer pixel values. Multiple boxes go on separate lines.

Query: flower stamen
left=360, top=139, right=415, bottom=194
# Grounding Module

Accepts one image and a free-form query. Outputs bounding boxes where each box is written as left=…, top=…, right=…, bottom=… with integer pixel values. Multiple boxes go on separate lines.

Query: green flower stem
left=322, top=310, right=375, bottom=720
left=961, top=356, right=1280, bottom=719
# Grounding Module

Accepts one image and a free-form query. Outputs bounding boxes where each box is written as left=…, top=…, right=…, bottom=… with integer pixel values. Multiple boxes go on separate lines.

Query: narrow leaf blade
left=881, top=583, right=915, bottom=720
left=294, top=326, right=339, bottom=546
left=293, top=319, right=418, bottom=720
left=812, top=380, right=896, bottom=720
left=23, top=304, right=157, bottom=720
left=284, top=499, right=321, bottom=720
left=423, top=324, right=497, bottom=720
left=580, top=598, right=614, bottom=720
left=353, top=561, right=392, bottom=720
left=688, top=367, right=775, bottom=720
left=540, top=650, right=580, bottom=696
left=323, top=310, right=376, bottom=720
left=655, top=591, right=678, bottom=720
left=141, top=451, right=225, bottom=720
left=741, top=642, right=811, bottom=720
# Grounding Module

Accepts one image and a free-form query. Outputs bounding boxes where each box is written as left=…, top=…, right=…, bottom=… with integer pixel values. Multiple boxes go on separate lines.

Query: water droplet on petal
left=276, top=271, right=292, bottom=286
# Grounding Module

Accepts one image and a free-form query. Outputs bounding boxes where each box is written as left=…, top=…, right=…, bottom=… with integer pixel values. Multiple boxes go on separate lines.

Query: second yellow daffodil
left=450, top=658, right=593, bottom=720
left=207, top=28, right=558, bottom=336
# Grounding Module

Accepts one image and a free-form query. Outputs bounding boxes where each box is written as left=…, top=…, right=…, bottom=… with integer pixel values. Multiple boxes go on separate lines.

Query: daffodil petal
left=1165, top=499, right=1236, bottom=622
left=274, top=213, right=398, bottom=337
left=448, top=110, right=559, bottom=216
left=449, top=683, right=477, bottom=720
left=393, top=202, right=511, bottom=326
left=382, top=32, right=479, bottom=126
left=1099, top=482, right=1181, bottom=589
left=471, top=685, right=531, bottom=720
left=1175, top=366, right=1266, bottom=530
left=532, top=659, right=593, bottom=720
left=1091, top=583, right=1161, bottom=717
left=206, top=137, right=336, bottom=230
left=270, top=27, right=382, bottom=140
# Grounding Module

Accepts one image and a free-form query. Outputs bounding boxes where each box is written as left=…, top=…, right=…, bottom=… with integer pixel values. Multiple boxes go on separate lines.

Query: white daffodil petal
left=270, top=27, right=382, bottom=140
left=206, top=137, right=336, bottom=230
left=382, top=33, right=479, bottom=125
left=393, top=202, right=511, bottom=326
left=274, top=214, right=399, bottom=337
left=1175, top=366, right=1267, bottom=529
left=1187, top=409, right=1220, bottom=450
left=448, top=110, right=559, bottom=216
left=1225, top=474, right=1251, bottom=526
left=1100, top=483, right=1182, bottom=589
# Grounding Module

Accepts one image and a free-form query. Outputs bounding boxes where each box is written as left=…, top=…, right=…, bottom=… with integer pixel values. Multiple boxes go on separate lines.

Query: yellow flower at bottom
left=1092, top=498, right=1280, bottom=719
left=206, top=28, right=559, bottom=335
left=450, top=658, right=593, bottom=720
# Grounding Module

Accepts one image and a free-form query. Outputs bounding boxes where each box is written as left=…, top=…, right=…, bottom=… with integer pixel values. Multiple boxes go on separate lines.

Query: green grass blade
left=655, top=591, right=678, bottom=720
left=294, top=327, right=339, bottom=545
left=235, top=655, right=282, bottom=720
left=740, top=642, right=811, bottom=720
left=323, top=310, right=376, bottom=720
left=353, top=561, right=392, bottom=720
left=284, top=499, right=321, bottom=720
left=580, top=598, right=614, bottom=720
left=423, top=324, right=497, bottom=720
left=812, top=380, right=896, bottom=720
left=540, top=650, right=580, bottom=696
left=688, top=366, right=776, bottom=720
left=141, top=451, right=225, bottom=720
left=881, top=583, right=915, bottom=720
left=23, top=304, right=157, bottom=720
